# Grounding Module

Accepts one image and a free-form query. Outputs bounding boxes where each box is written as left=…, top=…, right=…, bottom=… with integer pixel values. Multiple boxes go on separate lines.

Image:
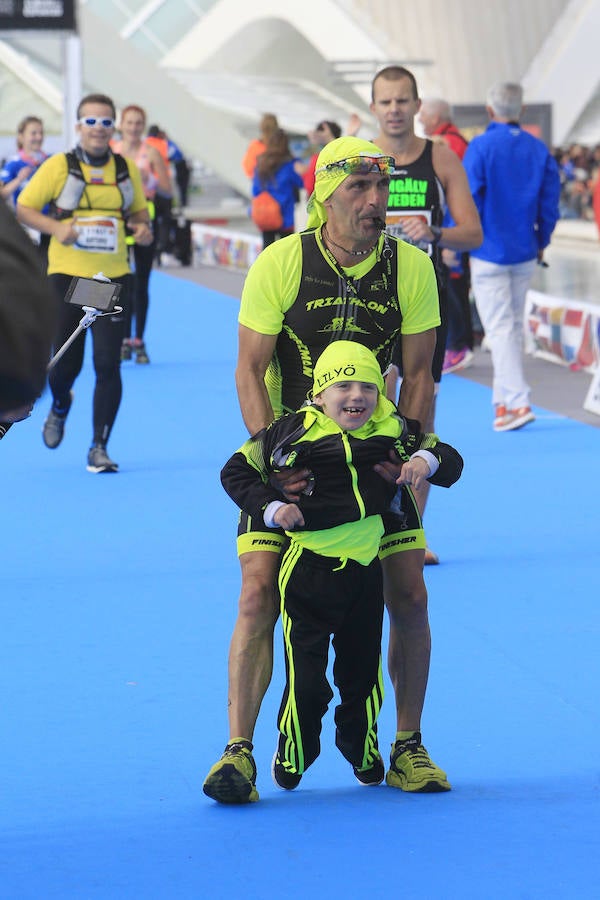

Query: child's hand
left=374, top=448, right=404, bottom=483
left=396, top=457, right=430, bottom=491
left=273, top=503, right=305, bottom=529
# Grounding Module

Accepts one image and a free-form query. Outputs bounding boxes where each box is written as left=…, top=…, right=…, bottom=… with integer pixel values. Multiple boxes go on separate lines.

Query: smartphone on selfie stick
left=47, top=273, right=123, bottom=371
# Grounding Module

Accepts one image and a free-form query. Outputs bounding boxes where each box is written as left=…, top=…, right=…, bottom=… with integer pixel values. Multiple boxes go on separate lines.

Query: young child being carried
left=214, top=341, right=463, bottom=798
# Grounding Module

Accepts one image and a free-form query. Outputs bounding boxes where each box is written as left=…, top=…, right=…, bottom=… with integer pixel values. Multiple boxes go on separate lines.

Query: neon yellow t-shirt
left=239, top=230, right=440, bottom=337
left=18, top=153, right=147, bottom=278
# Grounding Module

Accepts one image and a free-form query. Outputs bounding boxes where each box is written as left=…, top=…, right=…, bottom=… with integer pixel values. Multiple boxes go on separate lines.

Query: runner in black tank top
left=384, top=140, right=448, bottom=383
left=370, top=64, right=482, bottom=569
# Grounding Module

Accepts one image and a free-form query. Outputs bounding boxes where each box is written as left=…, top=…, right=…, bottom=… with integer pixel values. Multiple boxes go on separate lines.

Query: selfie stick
left=47, top=273, right=122, bottom=372
left=0, top=274, right=122, bottom=439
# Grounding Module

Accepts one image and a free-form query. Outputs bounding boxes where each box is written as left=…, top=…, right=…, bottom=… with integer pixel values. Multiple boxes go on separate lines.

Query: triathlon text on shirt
left=306, top=295, right=391, bottom=315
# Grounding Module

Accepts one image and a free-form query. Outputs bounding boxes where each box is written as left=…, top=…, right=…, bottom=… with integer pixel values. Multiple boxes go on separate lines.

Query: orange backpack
left=251, top=191, right=283, bottom=231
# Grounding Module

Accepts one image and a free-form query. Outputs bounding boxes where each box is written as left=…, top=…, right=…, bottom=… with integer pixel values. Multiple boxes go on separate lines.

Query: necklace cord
left=322, top=224, right=379, bottom=258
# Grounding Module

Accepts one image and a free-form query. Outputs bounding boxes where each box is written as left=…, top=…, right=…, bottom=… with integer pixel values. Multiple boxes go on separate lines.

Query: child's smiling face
left=314, top=380, right=378, bottom=430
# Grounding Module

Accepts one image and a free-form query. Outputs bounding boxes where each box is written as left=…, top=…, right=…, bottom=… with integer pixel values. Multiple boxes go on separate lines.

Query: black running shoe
left=271, top=752, right=302, bottom=791
left=353, top=751, right=385, bottom=786
left=42, top=392, right=73, bottom=449
left=86, top=444, right=118, bottom=473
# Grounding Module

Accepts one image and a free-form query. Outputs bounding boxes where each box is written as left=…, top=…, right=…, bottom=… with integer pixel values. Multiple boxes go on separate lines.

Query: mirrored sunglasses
left=78, top=116, right=115, bottom=129
left=316, top=155, right=395, bottom=176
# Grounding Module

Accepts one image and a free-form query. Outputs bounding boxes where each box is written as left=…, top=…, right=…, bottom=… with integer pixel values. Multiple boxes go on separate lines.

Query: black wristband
left=430, top=225, right=443, bottom=245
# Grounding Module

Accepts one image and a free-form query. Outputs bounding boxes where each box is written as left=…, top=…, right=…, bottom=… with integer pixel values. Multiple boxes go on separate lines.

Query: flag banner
left=526, top=290, right=600, bottom=373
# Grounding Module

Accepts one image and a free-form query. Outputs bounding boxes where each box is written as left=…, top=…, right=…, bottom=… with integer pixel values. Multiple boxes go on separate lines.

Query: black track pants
left=48, top=272, right=131, bottom=446
left=276, top=543, right=384, bottom=776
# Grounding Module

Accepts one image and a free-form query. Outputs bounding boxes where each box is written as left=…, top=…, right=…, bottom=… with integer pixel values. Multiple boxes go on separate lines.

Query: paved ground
left=6, top=272, right=599, bottom=898
left=451, top=344, right=599, bottom=428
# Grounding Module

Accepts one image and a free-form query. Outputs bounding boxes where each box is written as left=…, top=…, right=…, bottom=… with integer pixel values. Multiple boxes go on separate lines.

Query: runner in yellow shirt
left=18, top=93, right=152, bottom=472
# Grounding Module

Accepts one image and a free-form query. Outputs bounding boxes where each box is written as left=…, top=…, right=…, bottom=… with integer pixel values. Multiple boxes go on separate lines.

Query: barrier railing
left=525, top=289, right=600, bottom=415
left=191, top=222, right=261, bottom=272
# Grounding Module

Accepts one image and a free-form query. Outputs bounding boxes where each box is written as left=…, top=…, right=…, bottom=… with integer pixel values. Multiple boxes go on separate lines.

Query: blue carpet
left=2, top=271, right=598, bottom=898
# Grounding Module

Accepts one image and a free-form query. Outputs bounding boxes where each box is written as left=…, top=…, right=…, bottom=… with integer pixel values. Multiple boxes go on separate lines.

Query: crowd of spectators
left=553, top=142, right=600, bottom=221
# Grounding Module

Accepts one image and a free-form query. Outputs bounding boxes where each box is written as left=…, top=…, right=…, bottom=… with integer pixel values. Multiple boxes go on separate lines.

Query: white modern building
left=0, top=0, right=598, bottom=198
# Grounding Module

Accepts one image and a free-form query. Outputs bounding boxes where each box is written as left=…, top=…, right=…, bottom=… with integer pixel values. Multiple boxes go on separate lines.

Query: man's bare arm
left=397, top=329, right=436, bottom=429
left=235, top=324, right=278, bottom=435
left=236, top=326, right=314, bottom=499
left=433, top=143, right=483, bottom=251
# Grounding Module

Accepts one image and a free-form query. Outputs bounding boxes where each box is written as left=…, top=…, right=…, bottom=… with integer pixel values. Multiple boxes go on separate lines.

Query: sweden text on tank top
left=385, top=140, right=446, bottom=271
left=270, top=231, right=403, bottom=415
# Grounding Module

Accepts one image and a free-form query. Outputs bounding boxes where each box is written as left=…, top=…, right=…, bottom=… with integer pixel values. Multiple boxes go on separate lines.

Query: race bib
left=74, top=216, right=119, bottom=253
left=385, top=210, right=433, bottom=255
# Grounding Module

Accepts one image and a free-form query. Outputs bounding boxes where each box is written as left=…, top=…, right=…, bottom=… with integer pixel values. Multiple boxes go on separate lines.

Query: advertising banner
left=0, top=0, right=76, bottom=31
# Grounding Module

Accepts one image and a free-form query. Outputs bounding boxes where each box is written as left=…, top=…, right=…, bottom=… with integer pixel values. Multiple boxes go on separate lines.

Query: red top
left=302, top=152, right=319, bottom=196
left=593, top=176, right=600, bottom=239
left=433, top=123, right=468, bottom=160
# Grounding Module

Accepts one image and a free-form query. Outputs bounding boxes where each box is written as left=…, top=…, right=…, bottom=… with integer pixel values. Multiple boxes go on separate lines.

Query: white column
left=62, top=33, right=82, bottom=148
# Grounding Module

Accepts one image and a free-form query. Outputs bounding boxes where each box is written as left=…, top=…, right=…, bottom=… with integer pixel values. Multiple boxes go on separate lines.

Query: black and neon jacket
left=221, top=403, right=463, bottom=564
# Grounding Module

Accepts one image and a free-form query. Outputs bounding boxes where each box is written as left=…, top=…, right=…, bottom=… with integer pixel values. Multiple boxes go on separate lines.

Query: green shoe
left=386, top=732, right=451, bottom=793
left=203, top=739, right=259, bottom=804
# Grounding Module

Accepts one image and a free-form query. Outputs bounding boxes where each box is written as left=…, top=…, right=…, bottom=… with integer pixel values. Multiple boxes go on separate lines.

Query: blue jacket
left=1, top=152, right=49, bottom=207
left=252, top=159, right=303, bottom=230
left=463, top=121, right=560, bottom=264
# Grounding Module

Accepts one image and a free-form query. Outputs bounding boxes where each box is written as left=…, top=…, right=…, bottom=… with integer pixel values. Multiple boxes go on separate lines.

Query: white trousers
left=470, top=257, right=536, bottom=409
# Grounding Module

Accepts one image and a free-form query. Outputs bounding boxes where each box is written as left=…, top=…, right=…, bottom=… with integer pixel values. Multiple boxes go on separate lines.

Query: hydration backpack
left=251, top=191, right=283, bottom=231
left=50, top=151, right=134, bottom=220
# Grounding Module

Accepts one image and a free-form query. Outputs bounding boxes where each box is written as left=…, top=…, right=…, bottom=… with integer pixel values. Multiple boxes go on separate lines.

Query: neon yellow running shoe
left=203, top=739, right=259, bottom=804
left=386, top=732, right=451, bottom=793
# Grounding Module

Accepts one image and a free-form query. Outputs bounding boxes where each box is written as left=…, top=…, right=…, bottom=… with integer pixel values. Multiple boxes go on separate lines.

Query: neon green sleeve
left=238, top=234, right=303, bottom=335
left=396, top=241, right=441, bottom=334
